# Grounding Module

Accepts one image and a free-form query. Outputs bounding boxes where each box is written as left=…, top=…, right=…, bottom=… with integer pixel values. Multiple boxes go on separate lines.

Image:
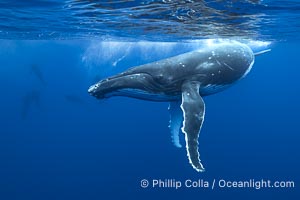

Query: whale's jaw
left=88, top=72, right=183, bottom=101
left=102, top=88, right=180, bottom=101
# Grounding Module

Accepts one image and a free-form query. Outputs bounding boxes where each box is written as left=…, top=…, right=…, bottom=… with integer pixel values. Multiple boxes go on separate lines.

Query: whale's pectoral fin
left=168, top=101, right=183, bottom=148
left=181, top=81, right=205, bottom=172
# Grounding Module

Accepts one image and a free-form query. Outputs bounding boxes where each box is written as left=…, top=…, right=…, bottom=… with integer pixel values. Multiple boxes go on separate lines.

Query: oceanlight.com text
left=140, top=178, right=295, bottom=190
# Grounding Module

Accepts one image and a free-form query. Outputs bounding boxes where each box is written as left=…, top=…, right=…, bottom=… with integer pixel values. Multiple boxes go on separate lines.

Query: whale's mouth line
left=90, top=72, right=208, bottom=89
left=104, top=88, right=181, bottom=101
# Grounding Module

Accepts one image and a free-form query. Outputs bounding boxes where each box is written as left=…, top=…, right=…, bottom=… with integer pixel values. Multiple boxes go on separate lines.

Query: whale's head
left=88, top=79, right=126, bottom=99
left=88, top=74, right=180, bottom=101
left=88, top=73, right=168, bottom=100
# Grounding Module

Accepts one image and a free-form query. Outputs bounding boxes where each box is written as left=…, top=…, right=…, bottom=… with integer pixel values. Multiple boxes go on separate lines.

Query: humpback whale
left=88, top=41, right=268, bottom=172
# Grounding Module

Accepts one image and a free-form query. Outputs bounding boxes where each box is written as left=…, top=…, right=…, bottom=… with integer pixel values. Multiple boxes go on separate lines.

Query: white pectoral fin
left=181, top=81, right=205, bottom=172
left=168, top=101, right=183, bottom=148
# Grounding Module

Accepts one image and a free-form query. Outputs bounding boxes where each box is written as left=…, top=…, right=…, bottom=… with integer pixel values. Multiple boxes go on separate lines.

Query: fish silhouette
left=31, top=64, right=46, bottom=86
left=21, top=90, right=41, bottom=119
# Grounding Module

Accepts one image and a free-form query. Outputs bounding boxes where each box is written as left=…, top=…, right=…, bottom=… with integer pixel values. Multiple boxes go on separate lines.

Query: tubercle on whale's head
left=88, top=77, right=124, bottom=99
left=88, top=83, right=98, bottom=94
left=88, top=82, right=105, bottom=99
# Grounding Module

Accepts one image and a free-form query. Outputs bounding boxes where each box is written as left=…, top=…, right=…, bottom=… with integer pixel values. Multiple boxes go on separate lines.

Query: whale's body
left=88, top=41, right=256, bottom=172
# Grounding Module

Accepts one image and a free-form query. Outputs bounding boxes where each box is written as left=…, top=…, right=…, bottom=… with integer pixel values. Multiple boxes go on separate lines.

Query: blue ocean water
left=0, top=1, right=299, bottom=200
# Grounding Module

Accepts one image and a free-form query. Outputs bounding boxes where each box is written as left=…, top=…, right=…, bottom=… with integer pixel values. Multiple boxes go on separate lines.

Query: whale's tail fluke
left=254, top=49, right=271, bottom=56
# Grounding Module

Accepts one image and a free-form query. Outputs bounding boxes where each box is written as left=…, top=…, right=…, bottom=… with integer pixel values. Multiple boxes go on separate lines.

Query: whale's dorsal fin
left=168, top=101, right=183, bottom=148
left=181, top=81, right=205, bottom=172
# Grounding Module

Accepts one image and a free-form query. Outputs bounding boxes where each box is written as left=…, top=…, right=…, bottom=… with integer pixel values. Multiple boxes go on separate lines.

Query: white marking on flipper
left=168, top=102, right=183, bottom=148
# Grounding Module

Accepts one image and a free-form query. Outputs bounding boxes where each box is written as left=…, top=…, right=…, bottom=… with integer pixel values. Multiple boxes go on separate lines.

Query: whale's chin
left=103, top=88, right=180, bottom=102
